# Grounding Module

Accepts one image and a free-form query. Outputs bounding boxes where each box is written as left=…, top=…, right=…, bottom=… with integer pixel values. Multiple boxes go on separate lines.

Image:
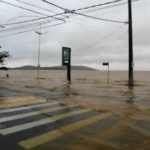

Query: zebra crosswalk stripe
left=18, top=112, right=113, bottom=149
left=0, top=109, right=90, bottom=135
left=0, top=118, right=54, bottom=135
left=0, top=105, right=74, bottom=123
left=0, top=102, right=58, bottom=113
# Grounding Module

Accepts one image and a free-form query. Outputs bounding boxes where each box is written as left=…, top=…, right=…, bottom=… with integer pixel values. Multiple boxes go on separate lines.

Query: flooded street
left=0, top=70, right=150, bottom=108
left=0, top=70, right=150, bottom=150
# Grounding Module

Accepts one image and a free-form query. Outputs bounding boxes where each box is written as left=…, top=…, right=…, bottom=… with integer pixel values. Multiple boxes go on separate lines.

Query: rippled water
left=0, top=70, right=150, bottom=115
left=0, top=70, right=150, bottom=105
left=0, top=70, right=150, bottom=149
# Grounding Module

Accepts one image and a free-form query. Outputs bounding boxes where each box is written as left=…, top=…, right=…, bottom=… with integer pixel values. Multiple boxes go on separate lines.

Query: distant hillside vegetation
left=11, top=65, right=97, bottom=70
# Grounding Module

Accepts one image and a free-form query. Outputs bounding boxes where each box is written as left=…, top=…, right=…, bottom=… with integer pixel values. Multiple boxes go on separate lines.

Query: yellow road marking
left=0, top=97, right=45, bottom=104
left=0, top=108, right=90, bottom=135
left=68, top=117, right=139, bottom=150
left=51, top=109, right=90, bottom=120
left=0, top=105, right=75, bottom=123
left=19, top=112, right=112, bottom=149
left=0, top=100, right=46, bottom=109
left=29, top=102, right=58, bottom=108
left=37, top=105, right=74, bottom=114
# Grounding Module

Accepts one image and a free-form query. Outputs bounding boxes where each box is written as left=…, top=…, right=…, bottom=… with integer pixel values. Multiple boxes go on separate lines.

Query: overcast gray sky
left=0, top=0, right=150, bottom=70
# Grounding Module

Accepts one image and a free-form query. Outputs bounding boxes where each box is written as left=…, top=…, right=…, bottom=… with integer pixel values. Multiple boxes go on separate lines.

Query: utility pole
left=35, top=24, right=48, bottom=79
left=37, top=24, right=41, bottom=79
left=128, top=0, right=133, bottom=86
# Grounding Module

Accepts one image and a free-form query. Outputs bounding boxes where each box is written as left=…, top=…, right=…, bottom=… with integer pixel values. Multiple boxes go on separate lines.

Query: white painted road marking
left=0, top=112, right=38, bottom=123
left=0, top=118, right=54, bottom=135
left=0, top=102, right=58, bottom=113
left=0, top=109, right=90, bottom=135
left=0, top=105, right=73, bottom=123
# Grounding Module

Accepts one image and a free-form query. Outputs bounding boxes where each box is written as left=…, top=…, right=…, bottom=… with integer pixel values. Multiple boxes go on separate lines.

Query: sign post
left=62, top=47, right=71, bottom=81
left=102, top=63, right=109, bottom=84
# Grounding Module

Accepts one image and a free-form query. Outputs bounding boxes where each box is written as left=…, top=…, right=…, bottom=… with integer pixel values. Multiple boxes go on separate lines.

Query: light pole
left=35, top=24, right=48, bottom=79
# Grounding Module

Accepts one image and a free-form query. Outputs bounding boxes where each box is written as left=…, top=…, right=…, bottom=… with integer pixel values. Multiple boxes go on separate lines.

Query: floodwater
left=0, top=70, right=150, bottom=150
left=0, top=70, right=150, bottom=116
left=0, top=70, right=150, bottom=106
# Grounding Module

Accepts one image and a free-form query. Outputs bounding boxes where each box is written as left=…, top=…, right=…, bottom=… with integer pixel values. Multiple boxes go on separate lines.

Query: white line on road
left=0, top=102, right=58, bottom=113
left=0, top=118, right=54, bottom=135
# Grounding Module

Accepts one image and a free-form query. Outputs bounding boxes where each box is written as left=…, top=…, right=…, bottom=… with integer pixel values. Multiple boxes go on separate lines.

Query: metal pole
left=108, top=63, right=109, bottom=84
left=37, top=24, right=41, bottom=79
left=128, top=0, right=133, bottom=86
left=67, top=64, right=71, bottom=81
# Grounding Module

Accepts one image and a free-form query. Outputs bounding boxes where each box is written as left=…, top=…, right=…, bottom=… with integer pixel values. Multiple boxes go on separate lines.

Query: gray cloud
left=0, top=0, right=150, bottom=70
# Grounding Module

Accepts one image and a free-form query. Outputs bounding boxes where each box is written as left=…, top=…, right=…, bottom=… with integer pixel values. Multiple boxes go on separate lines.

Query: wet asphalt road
left=0, top=90, right=150, bottom=150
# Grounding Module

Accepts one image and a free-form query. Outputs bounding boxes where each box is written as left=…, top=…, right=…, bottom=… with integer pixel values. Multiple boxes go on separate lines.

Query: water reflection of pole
left=126, top=87, right=135, bottom=105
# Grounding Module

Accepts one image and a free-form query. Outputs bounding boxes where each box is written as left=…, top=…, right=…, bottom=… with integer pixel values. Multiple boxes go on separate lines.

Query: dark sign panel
left=103, top=63, right=109, bottom=66
left=62, top=47, right=71, bottom=65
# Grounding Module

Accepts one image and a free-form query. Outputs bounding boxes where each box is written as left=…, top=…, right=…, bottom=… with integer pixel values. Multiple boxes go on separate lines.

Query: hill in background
left=11, top=65, right=97, bottom=70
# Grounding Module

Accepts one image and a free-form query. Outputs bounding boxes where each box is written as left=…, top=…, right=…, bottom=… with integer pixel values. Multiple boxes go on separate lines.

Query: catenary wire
left=69, top=21, right=126, bottom=32
left=0, top=0, right=129, bottom=26
left=0, top=8, right=29, bottom=15
left=74, top=32, right=127, bottom=55
left=15, top=0, right=67, bottom=18
left=72, top=12, right=127, bottom=24
left=43, top=0, right=124, bottom=11
left=80, top=0, right=139, bottom=14
left=0, top=0, right=65, bottom=23
left=15, top=0, right=55, bottom=13
left=0, top=21, right=51, bottom=33
left=0, top=12, right=65, bottom=26
left=7, top=16, right=41, bottom=22
left=70, top=18, right=127, bottom=31
left=73, top=24, right=126, bottom=53
left=0, top=22, right=65, bottom=38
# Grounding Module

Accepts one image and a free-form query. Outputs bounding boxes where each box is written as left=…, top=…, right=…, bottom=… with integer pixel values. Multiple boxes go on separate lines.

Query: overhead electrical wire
left=74, top=32, right=127, bottom=55
left=0, top=0, right=65, bottom=24
left=59, top=0, right=139, bottom=23
left=0, top=0, right=145, bottom=37
left=43, top=0, right=128, bottom=23
left=0, top=13, right=65, bottom=26
left=0, top=0, right=129, bottom=26
left=69, top=21, right=126, bottom=32
left=40, top=30, right=127, bottom=60
left=73, top=24, right=126, bottom=53
left=73, top=0, right=128, bottom=12
left=85, top=1, right=150, bottom=17
left=15, top=0, right=67, bottom=18
left=43, top=0, right=124, bottom=11
left=72, top=12, right=127, bottom=24
left=71, top=18, right=127, bottom=31
left=0, top=22, right=65, bottom=38
left=7, top=16, right=41, bottom=22
left=0, top=21, right=51, bottom=33
left=0, top=8, right=29, bottom=15
left=80, top=0, right=139, bottom=14
left=15, top=0, right=55, bottom=13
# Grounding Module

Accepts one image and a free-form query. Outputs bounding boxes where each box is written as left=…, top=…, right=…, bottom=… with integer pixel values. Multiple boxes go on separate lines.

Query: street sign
left=103, top=63, right=109, bottom=66
left=62, top=47, right=71, bottom=66
left=62, top=47, right=71, bottom=81
left=102, top=62, right=109, bottom=84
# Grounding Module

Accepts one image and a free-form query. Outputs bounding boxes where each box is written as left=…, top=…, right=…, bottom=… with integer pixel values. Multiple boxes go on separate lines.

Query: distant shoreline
left=9, top=65, right=98, bottom=71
